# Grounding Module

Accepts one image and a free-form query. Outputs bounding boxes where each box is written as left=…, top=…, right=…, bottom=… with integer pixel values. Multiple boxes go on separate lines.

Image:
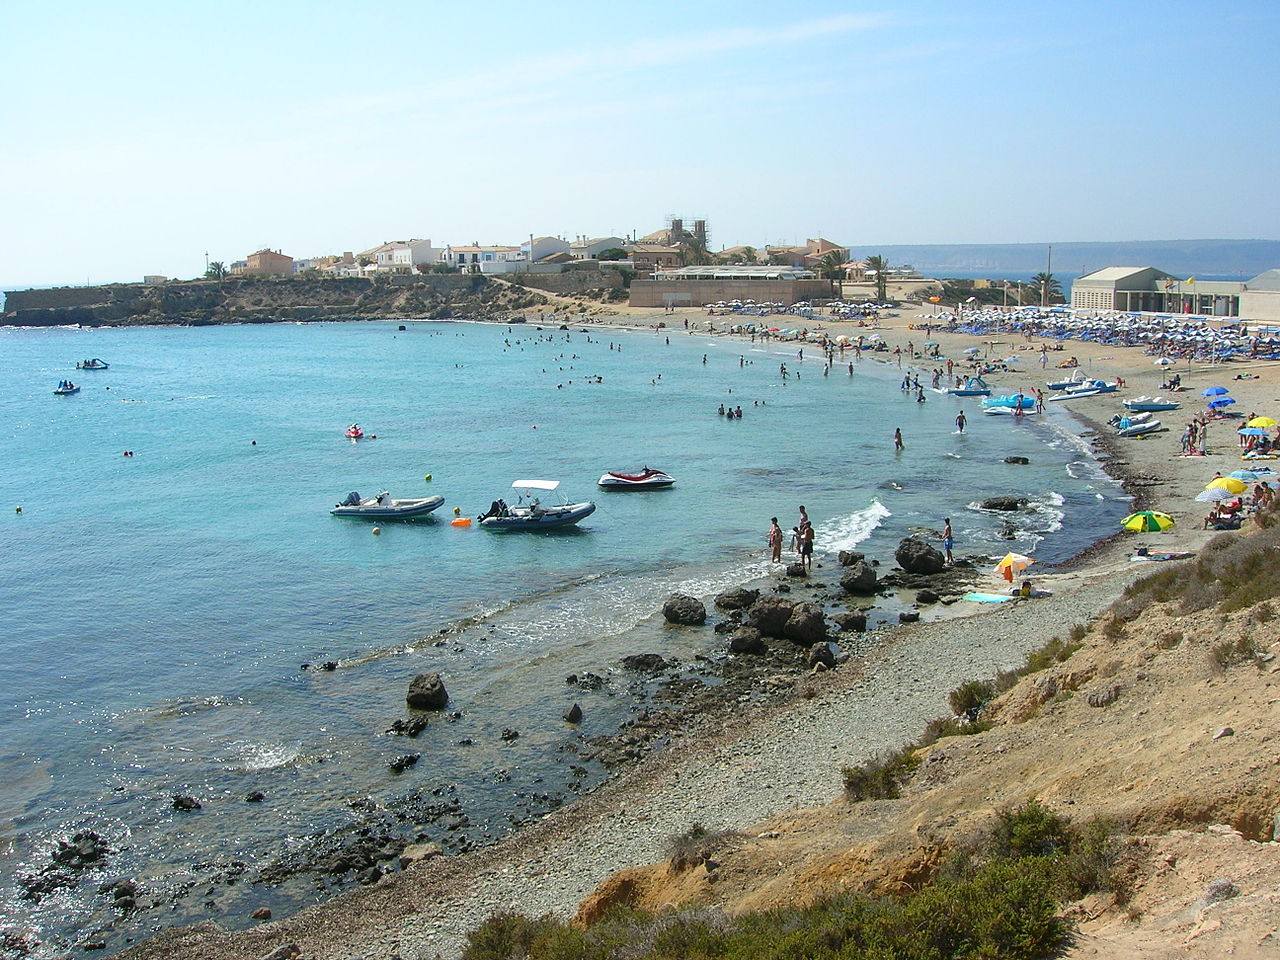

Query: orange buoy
left=451, top=517, right=472, bottom=527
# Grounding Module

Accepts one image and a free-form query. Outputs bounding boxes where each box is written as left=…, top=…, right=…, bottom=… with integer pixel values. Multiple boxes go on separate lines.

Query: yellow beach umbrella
left=1121, top=511, right=1176, bottom=532
left=1206, top=476, right=1247, bottom=495
left=1248, top=416, right=1278, bottom=428
left=994, top=552, right=1034, bottom=582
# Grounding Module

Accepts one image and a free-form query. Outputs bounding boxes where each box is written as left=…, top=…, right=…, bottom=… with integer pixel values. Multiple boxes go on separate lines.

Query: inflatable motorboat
left=76, top=358, right=109, bottom=370
left=1114, top=417, right=1162, bottom=437
left=331, top=491, right=445, bottom=519
left=54, top=382, right=80, bottom=395
left=478, top=480, right=595, bottom=530
left=597, top=467, right=676, bottom=489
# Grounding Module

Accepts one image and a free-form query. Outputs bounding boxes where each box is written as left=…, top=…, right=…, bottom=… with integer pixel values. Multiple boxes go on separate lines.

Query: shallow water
left=0, top=320, right=1128, bottom=952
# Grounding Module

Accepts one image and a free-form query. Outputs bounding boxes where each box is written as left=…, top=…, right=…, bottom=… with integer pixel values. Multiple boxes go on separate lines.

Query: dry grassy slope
left=576, top=571, right=1280, bottom=956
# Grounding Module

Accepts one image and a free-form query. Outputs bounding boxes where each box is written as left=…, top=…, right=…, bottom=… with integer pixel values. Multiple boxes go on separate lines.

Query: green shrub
left=841, top=746, right=921, bottom=801
left=461, top=910, right=584, bottom=960
left=1211, top=635, right=1261, bottom=669
left=949, top=679, right=996, bottom=718
left=992, top=799, right=1074, bottom=860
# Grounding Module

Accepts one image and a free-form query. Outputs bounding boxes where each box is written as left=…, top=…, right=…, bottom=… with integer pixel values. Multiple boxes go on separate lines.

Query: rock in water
left=899, top=611, right=921, bottom=623
left=895, top=537, right=945, bottom=574
left=1004, top=456, right=1030, bottom=465
left=387, top=753, right=420, bottom=773
left=783, top=602, right=827, bottom=646
left=747, top=596, right=795, bottom=638
left=714, top=587, right=759, bottom=610
left=728, top=627, right=767, bottom=654
left=840, top=561, right=878, bottom=595
left=406, top=673, right=449, bottom=710
left=662, top=593, right=707, bottom=625
left=916, top=588, right=941, bottom=604
left=785, top=562, right=808, bottom=578
left=621, top=653, right=669, bottom=673
left=833, top=611, right=867, bottom=632
left=172, top=795, right=202, bottom=812
left=563, top=703, right=583, bottom=724
left=837, top=550, right=865, bottom=567
left=980, top=496, right=1029, bottom=511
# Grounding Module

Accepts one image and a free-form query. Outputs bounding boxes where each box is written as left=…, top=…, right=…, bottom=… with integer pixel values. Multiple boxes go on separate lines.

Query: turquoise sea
left=0, top=319, right=1129, bottom=953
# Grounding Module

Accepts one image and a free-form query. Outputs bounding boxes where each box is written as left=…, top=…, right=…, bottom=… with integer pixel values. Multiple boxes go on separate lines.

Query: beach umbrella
left=1206, top=477, right=1248, bottom=494
left=1121, top=511, right=1176, bottom=532
left=994, top=552, right=1034, bottom=583
left=1202, top=386, right=1229, bottom=396
left=962, top=346, right=980, bottom=355
left=1153, top=358, right=1176, bottom=366
left=1248, top=416, right=1279, bottom=427
left=1207, top=397, right=1236, bottom=408
left=1196, top=488, right=1237, bottom=502
left=1230, top=470, right=1264, bottom=480
left=1238, top=427, right=1269, bottom=436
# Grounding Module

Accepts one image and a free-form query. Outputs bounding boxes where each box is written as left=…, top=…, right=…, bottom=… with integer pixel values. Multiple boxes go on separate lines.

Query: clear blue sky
left=3, top=0, right=1278, bottom=288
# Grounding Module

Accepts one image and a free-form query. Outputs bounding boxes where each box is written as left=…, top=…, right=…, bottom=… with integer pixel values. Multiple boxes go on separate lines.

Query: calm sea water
left=0, top=320, right=1129, bottom=953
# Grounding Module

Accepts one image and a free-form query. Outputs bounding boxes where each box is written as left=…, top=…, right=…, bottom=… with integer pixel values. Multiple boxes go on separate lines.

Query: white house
left=442, top=244, right=523, bottom=272
left=522, top=236, right=571, bottom=262
left=569, top=236, right=626, bottom=260
left=360, top=239, right=441, bottom=274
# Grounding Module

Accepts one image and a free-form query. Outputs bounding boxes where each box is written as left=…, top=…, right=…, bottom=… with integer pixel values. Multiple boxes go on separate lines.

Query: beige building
left=630, top=265, right=832, bottom=308
left=236, top=249, right=294, bottom=277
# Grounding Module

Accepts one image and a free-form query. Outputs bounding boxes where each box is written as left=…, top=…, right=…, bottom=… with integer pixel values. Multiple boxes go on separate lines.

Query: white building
left=569, top=236, right=626, bottom=260
left=360, top=239, right=441, bottom=274
left=442, top=244, right=523, bottom=273
left=522, top=236, right=571, bottom=262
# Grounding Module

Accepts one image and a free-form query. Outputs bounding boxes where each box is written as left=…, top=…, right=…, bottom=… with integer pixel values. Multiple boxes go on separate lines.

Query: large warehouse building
left=1071, top=267, right=1280, bottom=324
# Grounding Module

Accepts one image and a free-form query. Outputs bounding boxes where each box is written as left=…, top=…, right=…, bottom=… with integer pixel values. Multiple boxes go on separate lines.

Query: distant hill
left=844, top=239, right=1280, bottom=280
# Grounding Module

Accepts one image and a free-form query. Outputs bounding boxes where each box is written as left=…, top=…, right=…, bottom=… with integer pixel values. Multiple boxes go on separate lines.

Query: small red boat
left=597, top=466, right=676, bottom=489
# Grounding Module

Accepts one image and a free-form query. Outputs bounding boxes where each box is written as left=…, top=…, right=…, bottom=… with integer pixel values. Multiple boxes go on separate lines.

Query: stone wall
left=515, top=271, right=623, bottom=295
left=629, top=278, right=833, bottom=308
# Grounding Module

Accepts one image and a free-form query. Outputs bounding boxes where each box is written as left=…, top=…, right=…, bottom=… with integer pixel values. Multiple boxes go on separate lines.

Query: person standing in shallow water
left=956, top=411, right=966, bottom=433
left=799, top=521, right=814, bottom=571
left=767, top=517, right=783, bottom=563
left=894, top=427, right=904, bottom=451
left=943, top=518, right=954, bottom=564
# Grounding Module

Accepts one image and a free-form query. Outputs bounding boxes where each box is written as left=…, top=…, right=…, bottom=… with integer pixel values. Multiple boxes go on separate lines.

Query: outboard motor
left=340, top=491, right=361, bottom=507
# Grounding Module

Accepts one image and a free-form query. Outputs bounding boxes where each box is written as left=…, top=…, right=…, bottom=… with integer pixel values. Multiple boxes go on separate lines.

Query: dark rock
left=915, top=588, right=941, bottom=604
left=1087, top=682, right=1123, bottom=708
left=832, top=611, right=868, bottom=632
left=1204, top=878, right=1240, bottom=903
left=837, top=550, right=865, bottom=567
left=621, top=653, right=669, bottom=673
left=245, top=790, right=266, bottom=803
left=714, top=587, right=759, bottom=610
left=899, top=611, right=921, bottom=623
left=783, top=602, right=827, bottom=647
left=387, top=753, right=420, bottom=773
left=840, top=561, right=878, bottom=595
left=566, top=671, right=608, bottom=690
left=775, top=583, right=791, bottom=593
left=728, top=627, right=767, bottom=654
left=406, top=673, right=449, bottom=711
left=713, top=620, right=736, bottom=634
left=387, top=716, right=429, bottom=737
left=662, top=593, right=707, bottom=625
left=51, top=831, right=110, bottom=869
left=357, top=866, right=382, bottom=885
left=172, top=795, right=202, bottom=812
left=82, top=943, right=106, bottom=952
left=99, top=878, right=137, bottom=900
left=805, top=644, right=836, bottom=669
left=785, top=562, right=808, bottom=578
left=501, top=728, right=520, bottom=742
left=747, top=596, right=795, bottom=638
left=895, top=537, right=945, bottom=575
left=321, top=661, right=338, bottom=671
left=563, top=703, right=583, bottom=724
left=1004, top=456, right=1030, bottom=465
left=980, top=496, right=1029, bottom=511
left=251, top=907, right=272, bottom=920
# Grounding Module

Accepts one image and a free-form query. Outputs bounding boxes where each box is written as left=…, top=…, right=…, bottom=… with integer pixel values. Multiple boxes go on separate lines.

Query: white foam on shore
left=819, top=500, right=892, bottom=553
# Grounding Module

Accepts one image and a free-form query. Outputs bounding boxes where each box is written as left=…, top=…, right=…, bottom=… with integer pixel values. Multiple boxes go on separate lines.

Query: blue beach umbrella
left=1202, top=386, right=1229, bottom=396
left=1238, top=427, right=1269, bottom=436
left=1207, top=397, right=1236, bottom=408
left=1230, top=470, right=1264, bottom=480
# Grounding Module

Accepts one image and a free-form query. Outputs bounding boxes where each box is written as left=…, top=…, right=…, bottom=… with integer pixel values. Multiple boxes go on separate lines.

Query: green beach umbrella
left=1120, top=511, right=1175, bottom=532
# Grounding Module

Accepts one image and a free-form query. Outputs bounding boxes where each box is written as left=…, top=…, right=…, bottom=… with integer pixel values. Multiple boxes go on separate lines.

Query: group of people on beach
left=767, top=508, right=814, bottom=570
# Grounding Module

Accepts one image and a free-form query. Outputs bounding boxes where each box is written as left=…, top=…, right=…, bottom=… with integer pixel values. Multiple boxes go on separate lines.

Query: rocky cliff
left=0, top=274, right=605, bottom=327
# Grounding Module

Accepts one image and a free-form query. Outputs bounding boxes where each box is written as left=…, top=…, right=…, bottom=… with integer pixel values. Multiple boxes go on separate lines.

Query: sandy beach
left=118, top=298, right=1279, bottom=960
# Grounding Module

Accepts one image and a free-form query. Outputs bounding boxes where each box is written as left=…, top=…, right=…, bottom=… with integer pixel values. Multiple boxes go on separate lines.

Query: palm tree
left=865, top=255, right=889, bottom=302
left=678, top=237, right=714, bottom=267
left=817, top=251, right=845, bottom=280
left=1031, top=272, right=1063, bottom=306
left=204, top=261, right=228, bottom=280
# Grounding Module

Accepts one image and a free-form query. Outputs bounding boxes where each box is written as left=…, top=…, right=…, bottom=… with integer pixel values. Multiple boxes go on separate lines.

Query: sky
left=2, top=0, right=1279, bottom=289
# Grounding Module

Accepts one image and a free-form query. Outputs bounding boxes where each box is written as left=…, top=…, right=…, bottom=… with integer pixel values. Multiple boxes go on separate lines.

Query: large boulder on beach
left=621, top=654, right=668, bottom=674
left=833, top=610, right=868, bottom=632
left=837, top=550, right=865, bottom=567
left=980, top=496, right=1029, bottom=511
left=662, top=594, right=706, bottom=625
left=895, top=537, right=945, bottom=575
left=747, top=596, right=795, bottom=638
left=714, top=587, right=759, bottom=610
left=806, top=644, right=836, bottom=669
left=840, top=561, right=878, bottom=595
left=728, top=627, right=767, bottom=654
left=406, top=673, right=449, bottom=711
left=783, top=602, right=827, bottom=647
